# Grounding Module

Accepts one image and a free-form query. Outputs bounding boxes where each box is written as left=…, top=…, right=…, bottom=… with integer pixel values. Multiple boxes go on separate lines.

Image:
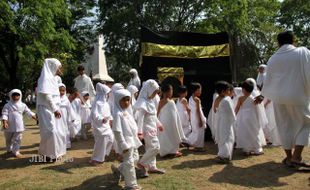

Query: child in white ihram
left=89, top=83, right=114, bottom=165
left=187, top=83, right=207, bottom=151
left=176, top=85, right=191, bottom=139
left=214, top=81, right=236, bottom=163
left=80, top=91, right=91, bottom=140
left=134, top=79, right=165, bottom=177
left=59, top=84, right=76, bottom=149
left=1, top=89, right=36, bottom=158
left=111, top=89, right=142, bottom=190
left=235, top=80, right=266, bottom=156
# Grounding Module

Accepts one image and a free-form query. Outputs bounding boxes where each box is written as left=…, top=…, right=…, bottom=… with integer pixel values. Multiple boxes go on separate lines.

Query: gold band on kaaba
left=141, top=42, right=230, bottom=58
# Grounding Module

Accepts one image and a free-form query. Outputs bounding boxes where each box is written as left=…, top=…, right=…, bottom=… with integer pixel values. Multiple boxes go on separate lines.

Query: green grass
left=0, top=117, right=309, bottom=190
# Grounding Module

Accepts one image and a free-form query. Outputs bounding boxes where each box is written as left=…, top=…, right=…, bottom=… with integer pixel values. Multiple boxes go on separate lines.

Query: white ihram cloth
left=158, top=100, right=185, bottom=156
left=264, top=100, right=281, bottom=146
left=58, top=83, right=76, bottom=149
left=74, top=74, right=96, bottom=98
left=262, top=45, right=310, bottom=149
left=128, top=68, right=141, bottom=89
left=113, top=89, right=142, bottom=188
left=207, top=93, right=219, bottom=142
left=37, top=58, right=66, bottom=158
left=187, top=96, right=207, bottom=148
left=256, top=64, right=267, bottom=88
left=134, top=79, right=161, bottom=169
left=2, top=89, right=35, bottom=154
left=91, top=83, right=114, bottom=162
left=80, top=92, right=92, bottom=125
left=236, top=95, right=267, bottom=153
left=216, top=96, right=236, bottom=159
left=176, top=98, right=191, bottom=138
left=70, top=98, right=82, bottom=137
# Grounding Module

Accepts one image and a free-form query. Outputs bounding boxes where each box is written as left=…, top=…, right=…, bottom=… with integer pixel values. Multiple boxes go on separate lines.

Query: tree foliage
left=0, top=0, right=96, bottom=91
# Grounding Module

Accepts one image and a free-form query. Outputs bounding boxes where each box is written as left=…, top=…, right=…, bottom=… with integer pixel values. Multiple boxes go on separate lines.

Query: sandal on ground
left=137, top=163, right=149, bottom=178
left=89, top=160, right=101, bottom=166
left=148, top=168, right=165, bottom=174
left=282, top=158, right=295, bottom=168
left=291, top=160, right=310, bottom=168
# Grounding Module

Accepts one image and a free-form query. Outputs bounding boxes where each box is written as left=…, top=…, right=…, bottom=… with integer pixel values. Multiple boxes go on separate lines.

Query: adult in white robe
left=37, top=58, right=66, bottom=159
left=256, top=64, right=267, bottom=90
left=158, top=100, right=185, bottom=157
left=187, top=96, right=207, bottom=148
left=58, top=83, right=76, bottom=149
left=261, top=32, right=310, bottom=165
left=2, top=89, right=36, bottom=157
left=90, top=83, right=114, bottom=163
left=128, top=69, right=141, bottom=89
left=74, top=66, right=96, bottom=99
left=112, top=89, right=142, bottom=189
left=217, top=96, right=236, bottom=160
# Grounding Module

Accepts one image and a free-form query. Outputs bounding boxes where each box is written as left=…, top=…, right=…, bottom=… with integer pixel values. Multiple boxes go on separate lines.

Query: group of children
left=1, top=74, right=280, bottom=190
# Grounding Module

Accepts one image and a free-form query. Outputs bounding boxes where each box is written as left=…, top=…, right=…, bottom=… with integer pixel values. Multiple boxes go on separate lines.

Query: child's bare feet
left=15, top=152, right=23, bottom=158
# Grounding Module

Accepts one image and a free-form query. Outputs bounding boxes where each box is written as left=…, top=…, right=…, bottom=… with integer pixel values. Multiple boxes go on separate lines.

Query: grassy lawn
left=0, top=117, right=309, bottom=190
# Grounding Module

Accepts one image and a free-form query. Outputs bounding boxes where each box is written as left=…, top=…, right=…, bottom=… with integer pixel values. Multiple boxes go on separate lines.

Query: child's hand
left=158, top=126, right=164, bottom=132
left=194, top=97, right=201, bottom=105
left=3, top=121, right=9, bottom=129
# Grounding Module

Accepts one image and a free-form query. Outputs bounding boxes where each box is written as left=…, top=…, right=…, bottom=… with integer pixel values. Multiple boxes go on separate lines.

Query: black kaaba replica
left=140, top=26, right=232, bottom=141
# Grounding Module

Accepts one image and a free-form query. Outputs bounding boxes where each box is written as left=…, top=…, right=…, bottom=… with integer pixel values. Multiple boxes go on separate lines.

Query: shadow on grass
left=208, top=161, right=296, bottom=188
left=172, top=158, right=216, bottom=169
left=0, top=156, right=34, bottom=169
left=64, top=174, right=122, bottom=190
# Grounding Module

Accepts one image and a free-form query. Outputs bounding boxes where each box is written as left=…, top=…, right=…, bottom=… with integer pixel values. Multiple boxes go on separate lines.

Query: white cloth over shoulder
left=74, top=74, right=96, bottom=98
left=216, top=96, right=236, bottom=159
left=187, top=96, right=207, bottom=148
left=158, top=100, right=184, bottom=156
left=176, top=98, right=191, bottom=138
left=262, top=45, right=310, bottom=105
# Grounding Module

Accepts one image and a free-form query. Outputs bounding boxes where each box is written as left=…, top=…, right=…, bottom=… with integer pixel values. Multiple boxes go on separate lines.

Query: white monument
left=83, top=35, right=114, bottom=82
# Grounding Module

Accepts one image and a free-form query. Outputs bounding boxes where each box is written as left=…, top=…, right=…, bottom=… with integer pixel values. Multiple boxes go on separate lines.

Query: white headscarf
left=128, top=69, right=141, bottom=89
left=256, top=64, right=267, bottom=87
left=246, top=78, right=260, bottom=97
left=113, top=89, right=131, bottom=116
left=95, top=83, right=111, bottom=103
left=127, top=85, right=138, bottom=105
left=8, top=89, right=24, bottom=113
left=58, top=83, right=66, bottom=88
left=37, top=58, right=62, bottom=95
left=134, top=79, right=159, bottom=114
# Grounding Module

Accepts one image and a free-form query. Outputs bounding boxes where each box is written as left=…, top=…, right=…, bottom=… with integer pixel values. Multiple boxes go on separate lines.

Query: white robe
left=187, top=96, right=207, bottom=148
left=37, top=58, right=66, bottom=158
left=236, top=95, right=267, bottom=153
left=59, top=95, right=76, bottom=149
left=176, top=98, right=191, bottom=138
left=70, top=99, right=82, bottom=137
left=74, top=74, right=96, bottom=98
left=262, top=44, right=310, bottom=149
left=207, top=93, right=219, bottom=142
left=264, top=100, right=281, bottom=146
left=216, top=96, right=236, bottom=159
left=81, top=99, right=91, bottom=124
left=158, top=100, right=184, bottom=156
